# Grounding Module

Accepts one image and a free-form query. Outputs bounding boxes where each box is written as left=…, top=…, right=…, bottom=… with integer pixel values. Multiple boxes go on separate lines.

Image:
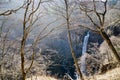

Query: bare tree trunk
left=20, top=1, right=30, bottom=79
left=67, top=34, right=84, bottom=80
left=21, top=39, right=26, bottom=80
left=64, top=0, right=84, bottom=80
left=100, top=29, right=120, bottom=61
left=78, top=0, right=120, bottom=62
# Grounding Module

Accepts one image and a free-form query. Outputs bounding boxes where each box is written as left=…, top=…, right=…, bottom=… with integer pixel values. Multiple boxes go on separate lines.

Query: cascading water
left=65, top=32, right=90, bottom=80
left=81, top=31, right=90, bottom=75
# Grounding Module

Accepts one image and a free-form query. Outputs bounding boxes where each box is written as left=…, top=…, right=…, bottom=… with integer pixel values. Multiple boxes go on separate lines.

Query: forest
left=0, top=0, right=120, bottom=80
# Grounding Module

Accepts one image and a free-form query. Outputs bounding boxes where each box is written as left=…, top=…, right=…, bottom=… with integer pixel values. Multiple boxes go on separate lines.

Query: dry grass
left=87, top=67, right=120, bottom=80
left=26, top=76, right=57, bottom=80
left=26, top=67, right=120, bottom=80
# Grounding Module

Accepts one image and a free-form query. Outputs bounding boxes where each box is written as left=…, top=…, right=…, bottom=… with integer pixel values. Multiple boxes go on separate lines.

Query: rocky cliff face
left=106, top=23, right=120, bottom=36
left=99, top=35, right=120, bottom=64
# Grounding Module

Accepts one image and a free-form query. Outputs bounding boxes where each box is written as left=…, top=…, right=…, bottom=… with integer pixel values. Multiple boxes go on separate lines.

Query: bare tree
left=0, top=0, right=63, bottom=79
left=0, top=19, right=11, bottom=80
left=64, top=0, right=84, bottom=80
left=76, top=0, right=120, bottom=62
left=47, top=0, right=84, bottom=79
left=20, top=0, right=44, bottom=79
left=0, top=19, right=19, bottom=80
left=20, top=0, right=61, bottom=79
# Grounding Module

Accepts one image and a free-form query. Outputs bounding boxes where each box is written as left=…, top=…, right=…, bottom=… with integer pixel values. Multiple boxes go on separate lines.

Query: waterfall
left=81, top=31, right=90, bottom=74
left=82, top=32, right=90, bottom=55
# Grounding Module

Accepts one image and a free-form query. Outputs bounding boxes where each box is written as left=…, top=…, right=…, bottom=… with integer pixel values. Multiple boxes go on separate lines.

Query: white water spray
left=81, top=31, right=90, bottom=74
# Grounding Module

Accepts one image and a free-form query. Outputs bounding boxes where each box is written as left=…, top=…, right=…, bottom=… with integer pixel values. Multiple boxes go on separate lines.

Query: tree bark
left=67, top=23, right=84, bottom=80
left=100, top=29, right=120, bottom=62
left=64, top=0, right=84, bottom=80
left=21, top=36, right=26, bottom=80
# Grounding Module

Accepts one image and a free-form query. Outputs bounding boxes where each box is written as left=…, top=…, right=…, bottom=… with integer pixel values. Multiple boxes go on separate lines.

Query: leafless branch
left=0, top=2, right=26, bottom=16
left=93, top=0, right=103, bottom=25
left=78, top=25, right=99, bottom=33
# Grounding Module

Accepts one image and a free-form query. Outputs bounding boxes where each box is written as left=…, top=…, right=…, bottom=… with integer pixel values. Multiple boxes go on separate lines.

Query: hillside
left=0, top=0, right=120, bottom=80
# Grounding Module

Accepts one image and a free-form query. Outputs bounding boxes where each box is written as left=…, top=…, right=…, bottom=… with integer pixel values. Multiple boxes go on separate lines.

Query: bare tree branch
left=0, top=2, right=26, bottom=16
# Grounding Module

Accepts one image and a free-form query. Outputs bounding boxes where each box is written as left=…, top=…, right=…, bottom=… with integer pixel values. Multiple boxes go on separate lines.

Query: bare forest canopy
left=0, top=0, right=120, bottom=80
